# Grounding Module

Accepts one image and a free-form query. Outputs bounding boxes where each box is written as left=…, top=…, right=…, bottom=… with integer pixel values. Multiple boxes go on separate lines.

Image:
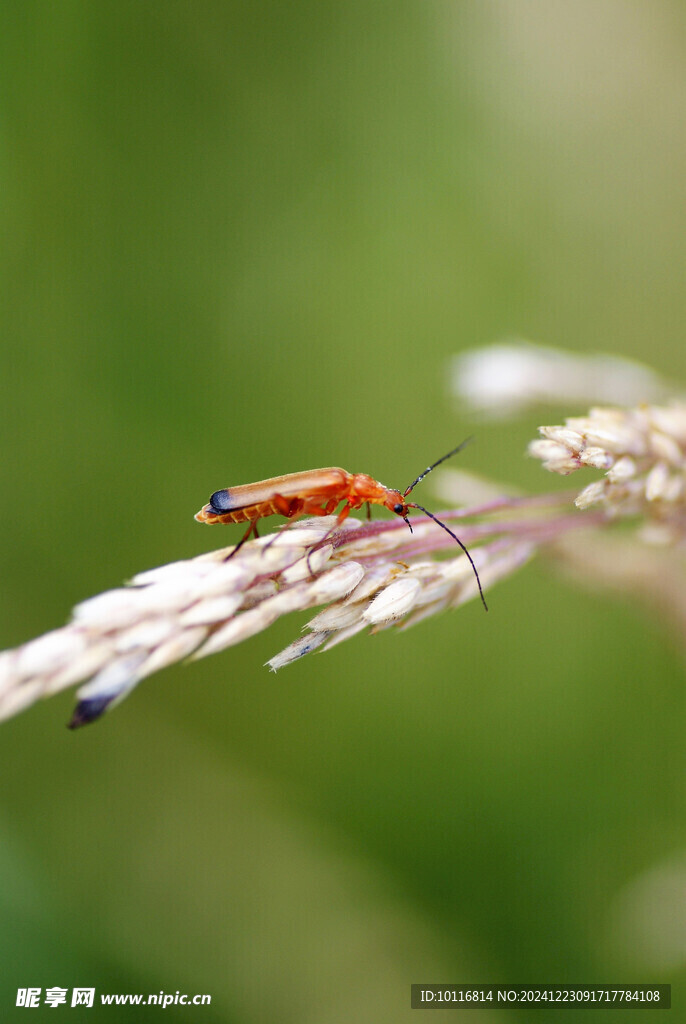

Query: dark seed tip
left=67, top=696, right=113, bottom=729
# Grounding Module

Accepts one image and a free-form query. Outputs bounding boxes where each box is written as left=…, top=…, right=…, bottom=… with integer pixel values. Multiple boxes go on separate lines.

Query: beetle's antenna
left=403, top=437, right=473, bottom=497
left=406, top=502, right=488, bottom=611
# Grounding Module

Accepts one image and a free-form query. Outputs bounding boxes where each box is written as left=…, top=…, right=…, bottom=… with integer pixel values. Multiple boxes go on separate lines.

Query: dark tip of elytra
left=209, top=489, right=232, bottom=514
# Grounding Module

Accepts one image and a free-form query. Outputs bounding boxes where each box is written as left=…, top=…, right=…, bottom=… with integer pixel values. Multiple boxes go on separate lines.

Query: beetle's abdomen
left=194, top=497, right=285, bottom=525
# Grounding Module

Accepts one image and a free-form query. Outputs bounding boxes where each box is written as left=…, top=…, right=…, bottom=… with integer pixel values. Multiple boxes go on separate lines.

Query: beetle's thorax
left=346, top=473, right=391, bottom=507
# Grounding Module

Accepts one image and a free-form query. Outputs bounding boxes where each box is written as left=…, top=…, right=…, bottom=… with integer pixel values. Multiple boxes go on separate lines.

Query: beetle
left=195, top=439, right=487, bottom=610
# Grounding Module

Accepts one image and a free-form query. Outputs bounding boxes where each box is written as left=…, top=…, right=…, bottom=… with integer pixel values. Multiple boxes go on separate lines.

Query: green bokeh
left=1, top=2, right=685, bottom=1021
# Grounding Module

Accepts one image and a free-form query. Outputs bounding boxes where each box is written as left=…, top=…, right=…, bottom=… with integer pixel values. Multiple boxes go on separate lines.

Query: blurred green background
left=1, top=2, right=685, bottom=1021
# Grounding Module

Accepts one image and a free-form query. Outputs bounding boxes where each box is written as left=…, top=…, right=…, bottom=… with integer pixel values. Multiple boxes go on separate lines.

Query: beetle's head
left=384, top=489, right=412, bottom=531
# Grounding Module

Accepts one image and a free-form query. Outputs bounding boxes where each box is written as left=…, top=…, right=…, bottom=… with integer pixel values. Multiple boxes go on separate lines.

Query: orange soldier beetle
left=195, top=439, right=487, bottom=610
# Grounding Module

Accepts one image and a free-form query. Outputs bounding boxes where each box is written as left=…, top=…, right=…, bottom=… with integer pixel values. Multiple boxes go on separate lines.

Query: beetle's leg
left=292, top=497, right=347, bottom=573
left=366, top=502, right=372, bottom=521
left=298, top=495, right=337, bottom=516
left=337, top=502, right=353, bottom=526
left=225, top=519, right=259, bottom=561
left=273, top=493, right=295, bottom=517
left=302, top=501, right=354, bottom=572
left=261, top=496, right=307, bottom=554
